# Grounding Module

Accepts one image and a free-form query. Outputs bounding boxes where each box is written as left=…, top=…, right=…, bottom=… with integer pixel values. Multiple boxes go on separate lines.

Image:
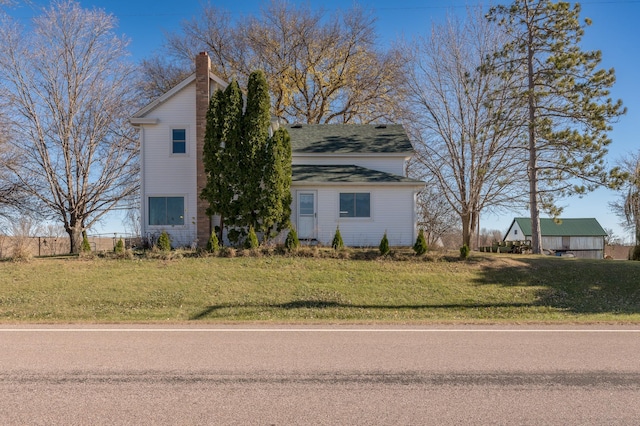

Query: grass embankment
left=0, top=252, right=639, bottom=323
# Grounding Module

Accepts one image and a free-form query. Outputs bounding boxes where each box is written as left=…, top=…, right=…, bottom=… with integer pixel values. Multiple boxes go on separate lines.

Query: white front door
left=298, top=191, right=317, bottom=240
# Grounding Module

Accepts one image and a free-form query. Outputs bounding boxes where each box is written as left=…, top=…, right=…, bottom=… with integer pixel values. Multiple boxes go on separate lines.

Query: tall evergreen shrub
left=332, top=227, right=344, bottom=250
left=413, top=229, right=427, bottom=255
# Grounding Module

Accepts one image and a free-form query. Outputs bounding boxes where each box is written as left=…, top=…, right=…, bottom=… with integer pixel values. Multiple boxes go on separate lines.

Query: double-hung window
left=172, top=129, right=186, bottom=154
left=149, top=197, right=184, bottom=226
left=339, top=193, right=370, bottom=218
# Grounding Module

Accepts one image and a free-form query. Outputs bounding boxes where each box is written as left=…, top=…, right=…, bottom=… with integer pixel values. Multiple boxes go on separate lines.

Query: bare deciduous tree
left=0, top=0, right=139, bottom=253
left=401, top=8, right=527, bottom=248
left=610, top=151, right=640, bottom=246
left=151, top=0, right=403, bottom=124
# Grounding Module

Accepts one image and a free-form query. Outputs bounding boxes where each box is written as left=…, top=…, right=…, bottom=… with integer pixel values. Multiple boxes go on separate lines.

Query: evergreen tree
left=262, top=127, right=292, bottom=236
left=157, top=231, right=171, bottom=251
left=284, top=227, right=300, bottom=252
left=332, top=227, right=344, bottom=250
left=487, top=0, right=625, bottom=254
left=206, top=230, right=220, bottom=253
left=244, top=226, right=259, bottom=249
left=379, top=232, right=390, bottom=256
left=201, top=80, right=244, bottom=243
left=239, top=70, right=272, bottom=233
left=413, top=229, right=427, bottom=255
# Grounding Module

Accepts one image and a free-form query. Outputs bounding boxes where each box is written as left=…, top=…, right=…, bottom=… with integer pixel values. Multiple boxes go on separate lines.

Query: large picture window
left=172, top=128, right=186, bottom=154
left=149, top=197, right=184, bottom=225
left=339, top=193, right=370, bottom=218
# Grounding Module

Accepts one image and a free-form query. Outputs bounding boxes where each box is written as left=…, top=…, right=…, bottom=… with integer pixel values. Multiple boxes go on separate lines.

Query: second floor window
left=172, top=129, right=186, bottom=154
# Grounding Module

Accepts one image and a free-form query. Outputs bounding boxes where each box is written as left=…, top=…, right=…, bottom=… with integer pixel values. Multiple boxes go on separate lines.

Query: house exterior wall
left=140, top=83, right=199, bottom=247
left=292, top=184, right=417, bottom=247
left=292, top=155, right=408, bottom=175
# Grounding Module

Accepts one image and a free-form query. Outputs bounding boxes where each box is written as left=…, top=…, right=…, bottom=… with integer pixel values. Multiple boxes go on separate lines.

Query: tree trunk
left=461, top=211, right=473, bottom=248
left=526, top=11, right=543, bottom=255
left=67, top=225, right=83, bottom=254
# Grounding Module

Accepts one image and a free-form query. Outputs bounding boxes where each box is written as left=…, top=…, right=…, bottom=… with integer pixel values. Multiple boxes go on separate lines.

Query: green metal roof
left=285, top=124, right=413, bottom=154
left=511, top=217, right=607, bottom=236
left=292, top=165, right=424, bottom=185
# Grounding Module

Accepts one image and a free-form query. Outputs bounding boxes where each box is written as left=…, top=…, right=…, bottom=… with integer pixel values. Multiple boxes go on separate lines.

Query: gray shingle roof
left=285, top=124, right=413, bottom=154
left=512, top=217, right=607, bottom=236
left=292, top=165, right=424, bottom=185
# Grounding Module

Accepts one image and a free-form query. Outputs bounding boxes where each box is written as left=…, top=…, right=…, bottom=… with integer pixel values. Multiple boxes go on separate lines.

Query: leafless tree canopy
left=400, top=7, right=527, bottom=248
left=0, top=0, right=139, bottom=253
left=610, top=151, right=640, bottom=245
left=146, top=0, right=403, bottom=124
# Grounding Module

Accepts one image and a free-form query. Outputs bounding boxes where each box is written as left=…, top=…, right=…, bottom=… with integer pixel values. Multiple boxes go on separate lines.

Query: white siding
left=292, top=155, right=408, bottom=176
left=504, top=222, right=524, bottom=241
left=292, top=184, right=417, bottom=247
left=139, top=82, right=198, bottom=247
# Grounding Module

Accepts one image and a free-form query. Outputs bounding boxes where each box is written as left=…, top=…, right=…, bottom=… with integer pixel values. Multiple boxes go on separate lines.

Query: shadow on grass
left=472, top=256, right=640, bottom=315
left=189, top=300, right=534, bottom=320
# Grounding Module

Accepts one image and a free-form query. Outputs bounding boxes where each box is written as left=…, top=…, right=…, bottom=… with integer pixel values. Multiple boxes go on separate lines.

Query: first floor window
left=149, top=197, right=184, bottom=225
left=339, top=193, right=370, bottom=218
left=172, top=129, right=186, bottom=154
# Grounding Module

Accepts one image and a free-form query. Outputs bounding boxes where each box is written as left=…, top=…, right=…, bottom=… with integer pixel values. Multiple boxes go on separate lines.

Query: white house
left=504, top=217, right=607, bottom=259
left=130, top=52, right=424, bottom=248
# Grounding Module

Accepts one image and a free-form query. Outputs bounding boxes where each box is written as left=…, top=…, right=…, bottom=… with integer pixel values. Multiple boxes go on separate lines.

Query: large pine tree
left=201, top=80, right=243, bottom=242
left=487, top=0, right=625, bottom=253
left=202, top=70, right=292, bottom=244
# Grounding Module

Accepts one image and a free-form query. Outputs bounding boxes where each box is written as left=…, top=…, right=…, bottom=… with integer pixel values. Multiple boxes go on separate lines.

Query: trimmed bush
left=285, top=228, right=300, bottom=252
left=244, top=226, right=259, bottom=249
left=206, top=231, right=220, bottom=253
left=332, top=227, right=344, bottom=250
left=157, top=231, right=171, bottom=252
left=460, top=244, right=470, bottom=259
left=379, top=232, right=390, bottom=256
left=81, top=234, right=91, bottom=253
left=114, top=238, right=125, bottom=254
left=413, top=229, right=427, bottom=255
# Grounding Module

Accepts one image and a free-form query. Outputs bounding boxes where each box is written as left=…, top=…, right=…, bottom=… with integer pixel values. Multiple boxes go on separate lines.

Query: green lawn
left=1, top=252, right=639, bottom=323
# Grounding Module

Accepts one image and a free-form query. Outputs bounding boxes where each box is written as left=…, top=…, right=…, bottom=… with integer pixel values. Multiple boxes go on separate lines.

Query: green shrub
left=285, top=228, right=300, bottom=252
left=413, top=229, right=427, bottom=255
left=630, top=245, right=640, bottom=261
left=244, top=226, right=259, bottom=249
left=332, top=227, right=344, bottom=250
left=114, top=238, right=125, bottom=254
left=460, top=244, right=470, bottom=259
left=157, top=231, right=171, bottom=252
left=81, top=234, right=91, bottom=253
left=379, top=232, right=390, bottom=256
left=206, top=231, right=220, bottom=253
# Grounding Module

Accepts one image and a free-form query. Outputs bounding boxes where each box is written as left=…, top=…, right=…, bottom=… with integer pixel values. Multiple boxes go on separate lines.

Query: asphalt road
left=1, top=325, right=639, bottom=425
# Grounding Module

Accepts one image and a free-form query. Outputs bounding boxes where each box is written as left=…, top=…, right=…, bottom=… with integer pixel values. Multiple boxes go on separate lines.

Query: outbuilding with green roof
left=504, top=217, right=607, bottom=259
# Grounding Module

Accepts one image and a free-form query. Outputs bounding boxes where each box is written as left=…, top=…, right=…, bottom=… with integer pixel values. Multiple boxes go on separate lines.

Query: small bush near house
left=413, top=229, right=427, bottom=255
left=332, top=227, right=344, bottom=250
left=460, top=244, right=470, bottom=259
left=157, top=231, right=171, bottom=252
left=206, top=231, right=220, bottom=254
left=285, top=228, right=300, bottom=252
left=244, top=227, right=259, bottom=249
left=379, top=232, right=390, bottom=256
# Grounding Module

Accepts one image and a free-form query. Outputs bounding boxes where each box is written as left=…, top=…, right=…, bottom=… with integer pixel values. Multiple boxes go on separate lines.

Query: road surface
left=1, top=325, right=639, bottom=424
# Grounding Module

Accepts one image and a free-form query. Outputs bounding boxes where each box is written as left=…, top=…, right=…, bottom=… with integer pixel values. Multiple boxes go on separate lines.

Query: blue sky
left=7, top=0, right=640, bottom=241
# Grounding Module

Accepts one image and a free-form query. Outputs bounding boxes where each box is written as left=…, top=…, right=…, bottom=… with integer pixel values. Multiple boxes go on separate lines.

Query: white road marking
left=0, top=328, right=639, bottom=333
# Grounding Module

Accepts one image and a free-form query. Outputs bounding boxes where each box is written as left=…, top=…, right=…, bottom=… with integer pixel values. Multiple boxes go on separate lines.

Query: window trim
left=339, top=192, right=371, bottom=218
left=148, top=195, right=186, bottom=227
left=170, top=127, right=188, bottom=155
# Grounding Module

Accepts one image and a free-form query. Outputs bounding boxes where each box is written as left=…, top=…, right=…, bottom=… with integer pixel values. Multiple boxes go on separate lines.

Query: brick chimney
left=195, top=52, right=211, bottom=247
